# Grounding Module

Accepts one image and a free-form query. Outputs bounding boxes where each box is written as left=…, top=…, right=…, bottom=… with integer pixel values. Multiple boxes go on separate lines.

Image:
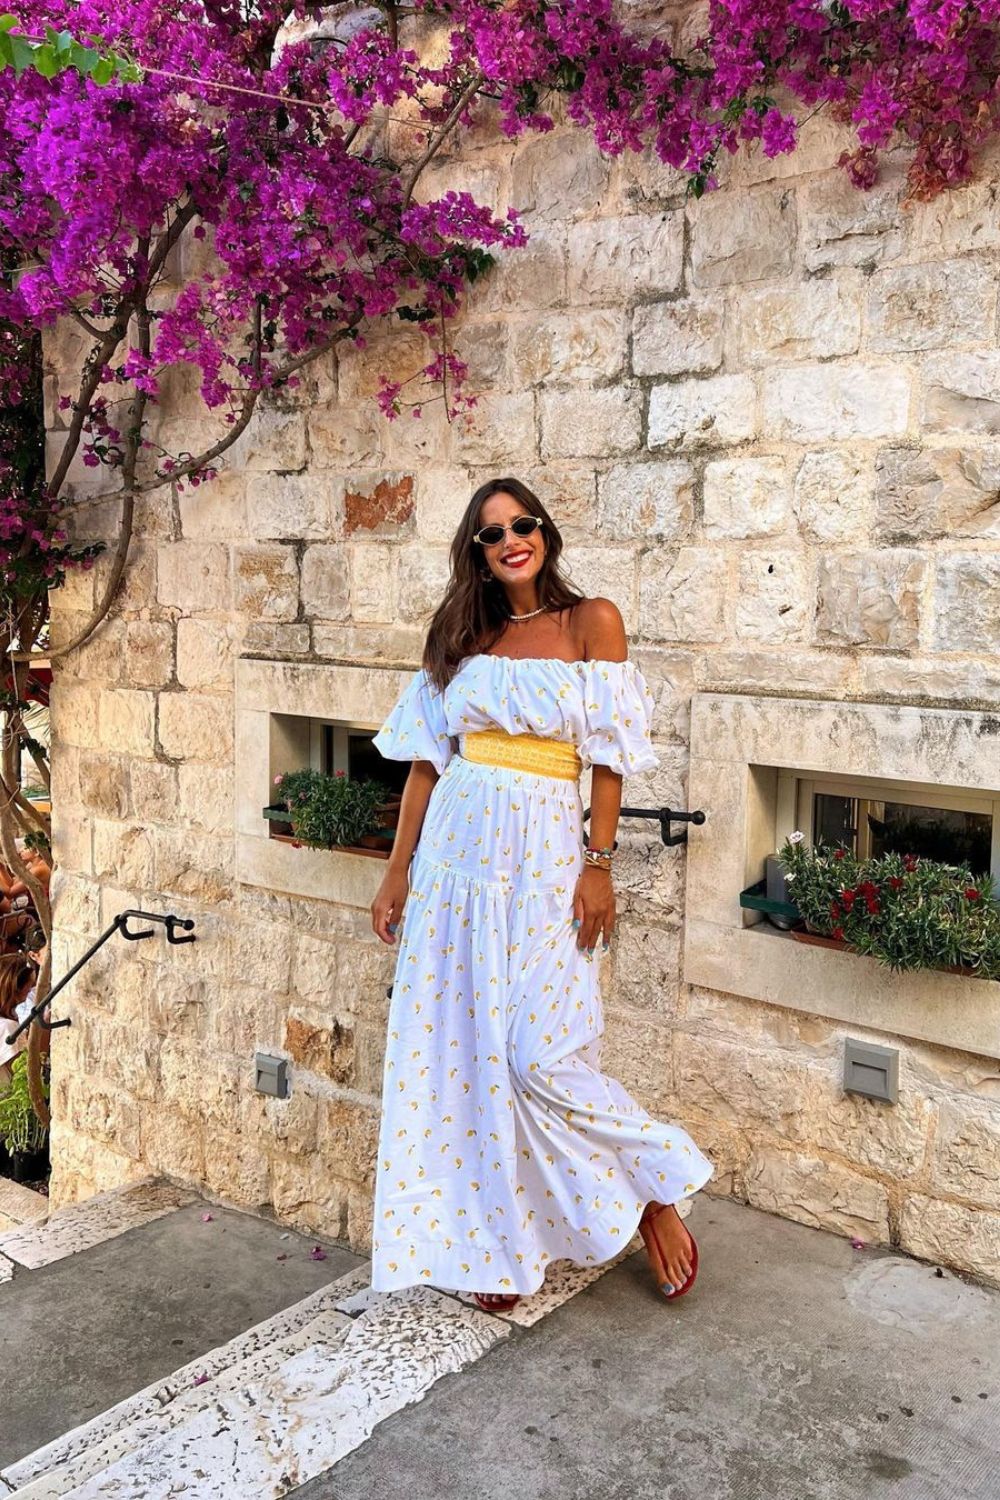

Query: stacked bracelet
left=583, top=847, right=614, bottom=870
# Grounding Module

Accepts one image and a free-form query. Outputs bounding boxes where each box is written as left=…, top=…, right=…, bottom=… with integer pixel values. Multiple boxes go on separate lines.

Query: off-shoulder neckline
left=462, top=653, right=635, bottom=668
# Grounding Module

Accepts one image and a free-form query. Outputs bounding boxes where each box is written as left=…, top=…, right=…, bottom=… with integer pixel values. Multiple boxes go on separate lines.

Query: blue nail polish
left=571, top=918, right=580, bottom=930
left=602, top=943, right=610, bottom=952
left=662, top=1282, right=674, bottom=1294
left=388, top=922, right=398, bottom=932
left=587, top=947, right=595, bottom=956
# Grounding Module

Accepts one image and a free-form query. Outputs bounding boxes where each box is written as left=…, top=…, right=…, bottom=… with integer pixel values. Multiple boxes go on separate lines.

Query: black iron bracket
left=583, top=804, right=706, bottom=848
left=7, top=909, right=197, bottom=1043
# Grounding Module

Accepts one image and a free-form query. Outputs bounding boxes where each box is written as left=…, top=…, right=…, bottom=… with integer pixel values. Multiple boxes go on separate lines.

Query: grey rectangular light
left=254, top=1052, right=290, bottom=1099
left=843, top=1039, right=898, bottom=1104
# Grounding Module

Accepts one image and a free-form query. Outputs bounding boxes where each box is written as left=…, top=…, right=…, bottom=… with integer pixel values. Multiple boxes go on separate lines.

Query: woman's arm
left=572, top=598, right=629, bottom=954
left=371, top=759, right=439, bottom=944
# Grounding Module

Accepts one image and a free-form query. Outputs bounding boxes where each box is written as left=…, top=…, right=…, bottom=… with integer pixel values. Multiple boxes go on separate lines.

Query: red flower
left=830, top=901, right=842, bottom=920
left=965, top=888, right=981, bottom=902
left=833, top=849, right=846, bottom=861
left=903, top=855, right=918, bottom=872
left=889, top=876, right=903, bottom=890
left=831, top=927, right=845, bottom=941
left=841, top=888, right=856, bottom=909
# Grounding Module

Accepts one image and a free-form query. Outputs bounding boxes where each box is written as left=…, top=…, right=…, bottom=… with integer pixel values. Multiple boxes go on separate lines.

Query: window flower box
left=264, top=776, right=401, bottom=861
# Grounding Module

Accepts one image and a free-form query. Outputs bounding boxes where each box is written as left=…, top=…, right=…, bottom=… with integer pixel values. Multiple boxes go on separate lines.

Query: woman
left=370, top=478, right=713, bottom=1311
left=0, top=953, right=38, bottom=1089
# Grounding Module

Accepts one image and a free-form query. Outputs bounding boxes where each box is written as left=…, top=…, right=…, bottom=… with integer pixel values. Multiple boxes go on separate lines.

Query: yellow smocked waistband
left=460, top=728, right=582, bottom=781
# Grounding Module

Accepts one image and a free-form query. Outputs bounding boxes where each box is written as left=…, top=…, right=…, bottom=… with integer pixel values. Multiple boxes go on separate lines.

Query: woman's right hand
left=371, top=865, right=410, bottom=944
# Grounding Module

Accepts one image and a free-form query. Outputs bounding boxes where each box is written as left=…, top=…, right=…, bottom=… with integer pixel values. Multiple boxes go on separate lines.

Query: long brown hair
left=422, top=478, right=585, bottom=692
left=0, top=953, right=36, bottom=1021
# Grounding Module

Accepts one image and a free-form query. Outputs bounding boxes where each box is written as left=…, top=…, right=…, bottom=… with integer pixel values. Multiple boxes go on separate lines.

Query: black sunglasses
left=473, top=515, right=544, bottom=548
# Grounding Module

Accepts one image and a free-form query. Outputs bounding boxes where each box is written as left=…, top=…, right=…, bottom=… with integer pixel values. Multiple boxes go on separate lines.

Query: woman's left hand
left=572, top=865, right=615, bottom=954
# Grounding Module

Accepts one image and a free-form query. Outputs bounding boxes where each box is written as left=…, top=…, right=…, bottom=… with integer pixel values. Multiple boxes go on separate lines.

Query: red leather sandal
left=639, top=1204, right=699, bottom=1301
left=473, top=1292, right=521, bottom=1313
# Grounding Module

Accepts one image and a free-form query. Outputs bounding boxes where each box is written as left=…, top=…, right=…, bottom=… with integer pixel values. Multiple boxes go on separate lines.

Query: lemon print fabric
left=369, top=655, right=713, bottom=1296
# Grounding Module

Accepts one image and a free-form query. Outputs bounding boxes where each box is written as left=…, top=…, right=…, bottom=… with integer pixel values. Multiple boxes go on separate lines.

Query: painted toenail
left=662, top=1283, right=674, bottom=1294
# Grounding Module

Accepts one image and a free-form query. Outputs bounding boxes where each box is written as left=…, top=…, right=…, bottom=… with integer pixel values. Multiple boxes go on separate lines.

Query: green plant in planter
left=273, top=768, right=390, bottom=850
left=779, top=836, right=1000, bottom=979
left=0, top=1053, right=49, bottom=1155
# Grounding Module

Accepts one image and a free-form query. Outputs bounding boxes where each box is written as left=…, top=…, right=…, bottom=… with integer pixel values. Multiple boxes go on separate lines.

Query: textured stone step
left=0, top=1180, right=196, bottom=1271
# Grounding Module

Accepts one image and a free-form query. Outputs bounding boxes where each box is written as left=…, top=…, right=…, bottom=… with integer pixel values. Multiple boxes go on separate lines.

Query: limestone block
left=243, top=623, right=312, bottom=656
left=350, top=545, right=397, bottom=625
left=929, top=1097, right=1000, bottom=1210
left=511, top=130, right=612, bottom=222
left=154, top=827, right=233, bottom=904
left=451, top=318, right=511, bottom=390
left=597, top=461, right=694, bottom=540
left=176, top=763, right=235, bottom=835
left=139, top=1104, right=206, bottom=1182
left=699, top=646, right=854, bottom=698
left=78, top=753, right=129, bottom=819
left=899, top=1194, right=1000, bottom=1285
left=793, top=449, right=874, bottom=544
left=566, top=212, right=684, bottom=302
left=269, top=1152, right=349, bottom=1235
left=129, top=761, right=178, bottom=824
left=145, top=974, right=209, bottom=1041
left=689, top=186, right=795, bottom=287
left=156, top=541, right=230, bottom=611
left=541, top=388, right=642, bottom=460
left=735, top=550, right=810, bottom=643
left=243, top=1089, right=319, bottom=1158
left=511, top=310, right=627, bottom=385
left=246, top=473, right=340, bottom=541
left=344, top=474, right=415, bottom=536
left=858, top=651, right=1000, bottom=708
left=98, top=689, right=156, bottom=757
left=703, top=456, right=789, bottom=539
left=875, top=446, right=1000, bottom=542
left=301, top=544, right=351, bottom=620
left=746, top=1149, right=891, bottom=1243
left=67, top=1084, right=141, bottom=1158
left=610, top=922, right=680, bottom=1014
left=558, top=546, right=638, bottom=632
left=519, top=465, right=599, bottom=533
left=921, top=352, right=1000, bottom=433
left=230, top=919, right=293, bottom=992
left=638, top=547, right=728, bottom=643
left=70, top=618, right=125, bottom=685
left=415, top=467, right=478, bottom=542
left=814, top=551, right=925, bottom=649
left=234, top=545, right=300, bottom=622
left=210, top=983, right=285, bottom=1058
left=336, top=330, right=426, bottom=401
left=799, top=168, right=905, bottom=272
left=454, top=392, right=536, bottom=467
left=176, top=619, right=237, bottom=692
left=416, top=156, right=510, bottom=219
left=381, top=402, right=456, bottom=468
left=285, top=1013, right=355, bottom=1086
left=92, top=821, right=155, bottom=888
left=233, top=405, right=308, bottom=472
left=617, top=140, right=688, bottom=206
left=396, top=545, right=452, bottom=626
left=761, top=363, right=911, bottom=442
left=124, top=622, right=175, bottom=690
left=158, top=691, right=234, bottom=763
left=632, top=299, right=724, bottom=378
left=600, top=1010, right=674, bottom=1117
left=931, top=554, right=1000, bottom=652
left=729, top=277, right=861, bottom=366
left=906, top=149, right=1000, bottom=254
left=312, top=622, right=425, bottom=662
left=478, top=228, right=567, bottom=313
left=203, top=1130, right=271, bottom=1207
left=49, top=871, right=100, bottom=937
left=648, top=375, right=756, bottom=450
left=178, top=470, right=247, bottom=540
left=867, top=259, right=997, bottom=353
left=49, top=681, right=100, bottom=750
left=308, top=404, right=384, bottom=469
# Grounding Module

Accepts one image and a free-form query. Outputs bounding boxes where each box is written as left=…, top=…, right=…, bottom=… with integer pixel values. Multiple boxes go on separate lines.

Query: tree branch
left=401, top=73, right=484, bottom=210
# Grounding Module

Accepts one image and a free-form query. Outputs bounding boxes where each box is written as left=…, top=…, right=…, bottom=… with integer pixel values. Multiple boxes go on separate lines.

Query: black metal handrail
left=6, top=909, right=197, bottom=1044
left=583, top=804, right=706, bottom=848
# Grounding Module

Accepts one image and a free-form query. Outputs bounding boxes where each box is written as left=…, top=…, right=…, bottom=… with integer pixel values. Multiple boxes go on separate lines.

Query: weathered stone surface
left=178, top=471, right=247, bottom=540
left=729, top=276, right=861, bottom=365
left=301, top=544, right=351, bottom=620
left=243, top=622, right=311, bottom=656
left=931, top=554, right=1000, bottom=652
left=746, top=1149, right=891, bottom=1242
left=450, top=318, right=510, bottom=391
left=478, top=227, right=567, bottom=313
left=235, top=405, right=308, bottom=471
left=124, top=622, right=175, bottom=690
left=396, top=545, right=452, bottom=625
left=92, top=821, right=155, bottom=888
left=344, top=473, right=415, bottom=535
left=735, top=550, right=810, bottom=643
left=511, top=130, right=611, bottom=222
left=129, top=761, right=178, bottom=824
left=899, top=1194, right=1000, bottom=1285
left=793, top=449, right=874, bottom=544
left=921, top=352, right=1000, bottom=433
left=234, top=544, right=300, bottom=621
left=176, top=619, right=237, bottom=692
left=875, top=446, right=1000, bottom=541
left=176, top=763, right=235, bottom=835
left=761, top=363, right=911, bottom=441
left=158, top=691, right=234, bottom=763
left=349, top=545, right=397, bottom=625
left=632, top=299, right=724, bottom=378
left=703, top=456, right=789, bottom=539
left=540, top=387, right=642, bottom=459
left=868, top=258, right=997, bottom=353
left=610, top=922, right=680, bottom=1014
left=98, top=689, right=156, bottom=758
left=648, top=375, right=756, bottom=450
left=78, top=753, right=129, bottom=819
left=157, top=542, right=229, bottom=611
left=512, top=310, right=627, bottom=384
left=155, top=827, right=233, bottom=904
left=929, top=1097, right=1000, bottom=1210
left=308, top=405, right=383, bottom=468
left=799, top=169, right=904, bottom=271
left=814, top=551, right=925, bottom=648
left=454, top=393, right=536, bottom=466
left=285, top=1014, right=356, bottom=1085
left=558, top=545, right=637, bottom=632
left=689, top=186, right=796, bottom=287
left=597, top=461, right=694, bottom=540
left=638, top=548, right=728, bottom=643
left=566, top=212, right=684, bottom=302
left=246, top=473, right=339, bottom=540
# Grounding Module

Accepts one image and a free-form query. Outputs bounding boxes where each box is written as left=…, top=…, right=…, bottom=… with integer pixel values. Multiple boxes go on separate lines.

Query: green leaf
left=70, top=40, right=99, bottom=74
left=32, top=44, right=60, bottom=79
left=0, top=14, right=20, bottom=32
left=92, top=54, right=115, bottom=85
left=9, top=33, right=36, bottom=74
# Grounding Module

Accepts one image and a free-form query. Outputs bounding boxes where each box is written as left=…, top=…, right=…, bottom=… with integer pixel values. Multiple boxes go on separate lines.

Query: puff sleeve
left=577, top=660, right=660, bottom=775
left=372, top=668, right=454, bottom=775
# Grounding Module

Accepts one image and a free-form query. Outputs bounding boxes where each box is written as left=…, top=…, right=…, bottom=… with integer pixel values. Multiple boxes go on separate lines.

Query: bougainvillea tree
left=3, top=0, right=1000, bottom=1121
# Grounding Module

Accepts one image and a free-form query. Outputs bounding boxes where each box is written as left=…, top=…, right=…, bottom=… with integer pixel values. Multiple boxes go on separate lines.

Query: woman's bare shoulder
left=574, top=596, right=627, bottom=662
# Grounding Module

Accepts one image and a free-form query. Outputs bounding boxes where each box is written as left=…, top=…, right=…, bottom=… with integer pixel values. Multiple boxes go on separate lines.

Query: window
left=776, top=771, right=1000, bottom=886
left=316, top=722, right=409, bottom=796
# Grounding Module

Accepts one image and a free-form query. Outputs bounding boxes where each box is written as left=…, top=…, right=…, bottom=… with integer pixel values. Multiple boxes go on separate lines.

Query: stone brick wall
left=44, top=94, right=1000, bottom=1281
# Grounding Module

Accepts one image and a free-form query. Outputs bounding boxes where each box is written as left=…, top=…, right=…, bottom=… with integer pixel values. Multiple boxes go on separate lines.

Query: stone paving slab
left=0, top=1179, right=49, bottom=1229
left=0, top=1180, right=196, bottom=1269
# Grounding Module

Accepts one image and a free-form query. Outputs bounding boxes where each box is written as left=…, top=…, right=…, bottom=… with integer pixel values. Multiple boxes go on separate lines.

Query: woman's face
left=477, top=492, right=546, bottom=589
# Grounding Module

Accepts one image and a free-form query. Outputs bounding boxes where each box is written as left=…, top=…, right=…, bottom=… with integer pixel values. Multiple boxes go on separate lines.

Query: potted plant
left=0, top=1052, right=50, bottom=1183
left=779, top=835, right=1000, bottom=980
left=267, top=768, right=397, bottom=858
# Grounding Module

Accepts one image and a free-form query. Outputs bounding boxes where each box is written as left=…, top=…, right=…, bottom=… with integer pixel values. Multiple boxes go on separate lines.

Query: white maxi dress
left=370, top=654, right=713, bottom=1295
